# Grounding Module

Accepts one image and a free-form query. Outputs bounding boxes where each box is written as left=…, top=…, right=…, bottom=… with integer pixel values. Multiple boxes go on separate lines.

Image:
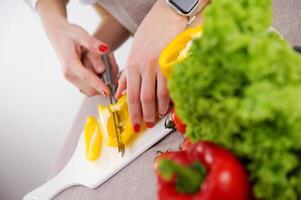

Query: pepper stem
left=158, top=159, right=205, bottom=194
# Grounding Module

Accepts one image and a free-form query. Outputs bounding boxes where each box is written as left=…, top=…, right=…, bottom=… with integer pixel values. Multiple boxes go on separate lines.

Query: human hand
left=116, top=0, right=187, bottom=131
left=47, top=22, right=118, bottom=97
left=81, top=50, right=119, bottom=96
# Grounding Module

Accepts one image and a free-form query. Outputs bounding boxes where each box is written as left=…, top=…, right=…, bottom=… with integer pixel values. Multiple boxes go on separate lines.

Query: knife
left=101, top=54, right=125, bottom=156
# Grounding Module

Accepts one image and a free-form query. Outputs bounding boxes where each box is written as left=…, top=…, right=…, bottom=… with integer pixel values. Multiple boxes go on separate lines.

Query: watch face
left=169, top=0, right=198, bottom=15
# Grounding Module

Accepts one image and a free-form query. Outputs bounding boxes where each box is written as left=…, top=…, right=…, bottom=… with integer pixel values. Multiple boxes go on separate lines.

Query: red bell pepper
left=165, top=109, right=186, bottom=133
left=154, top=139, right=252, bottom=200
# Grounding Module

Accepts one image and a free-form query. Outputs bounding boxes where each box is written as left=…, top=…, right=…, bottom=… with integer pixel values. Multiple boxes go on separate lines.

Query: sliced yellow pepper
left=84, top=96, right=148, bottom=161
left=98, top=96, right=145, bottom=147
left=98, top=103, right=117, bottom=139
left=159, top=26, right=203, bottom=79
left=84, top=116, right=103, bottom=161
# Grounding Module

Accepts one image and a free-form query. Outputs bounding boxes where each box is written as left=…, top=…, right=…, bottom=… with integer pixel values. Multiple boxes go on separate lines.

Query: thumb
left=115, top=71, right=127, bottom=99
left=76, top=28, right=110, bottom=54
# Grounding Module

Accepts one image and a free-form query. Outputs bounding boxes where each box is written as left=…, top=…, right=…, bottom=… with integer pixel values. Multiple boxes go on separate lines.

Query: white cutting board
left=23, top=117, right=171, bottom=200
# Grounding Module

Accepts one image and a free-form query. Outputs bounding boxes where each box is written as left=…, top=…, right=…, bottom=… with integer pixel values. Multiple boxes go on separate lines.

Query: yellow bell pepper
left=106, top=120, right=136, bottom=147
left=98, top=96, right=145, bottom=147
left=159, top=26, right=203, bottom=79
left=84, top=116, right=103, bottom=161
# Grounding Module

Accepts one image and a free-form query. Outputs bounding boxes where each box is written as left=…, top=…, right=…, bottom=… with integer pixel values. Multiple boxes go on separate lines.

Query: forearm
left=156, top=0, right=211, bottom=29
left=156, top=0, right=188, bottom=28
left=36, top=0, right=69, bottom=41
left=188, top=15, right=202, bottom=28
left=92, top=4, right=130, bottom=51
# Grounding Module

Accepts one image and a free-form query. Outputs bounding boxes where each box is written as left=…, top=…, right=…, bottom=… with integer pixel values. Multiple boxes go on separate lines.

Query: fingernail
left=146, top=122, right=154, bottom=128
left=121, top=90, right=127, bottom=95
left=115, top=94, right=122, bottom=100
left=102, top=91, right=107, bottom=98
left=133, top=124, right=141, bottom=132
left=99, top=44, right=109, bottom=53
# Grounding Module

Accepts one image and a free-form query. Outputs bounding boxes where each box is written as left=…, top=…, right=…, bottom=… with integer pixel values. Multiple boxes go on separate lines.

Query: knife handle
left=102, top=54, right=114, bottom=86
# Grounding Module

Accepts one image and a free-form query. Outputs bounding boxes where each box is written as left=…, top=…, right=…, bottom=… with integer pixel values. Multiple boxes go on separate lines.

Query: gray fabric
left=95, top=0, right=157, bottom=34
left=48, top=1, right=301, bottom=199
left=272, top=0, right=301, bottom=45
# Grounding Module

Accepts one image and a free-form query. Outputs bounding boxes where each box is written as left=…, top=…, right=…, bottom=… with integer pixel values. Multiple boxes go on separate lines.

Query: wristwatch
left=166, top=0, right=204, bottom=24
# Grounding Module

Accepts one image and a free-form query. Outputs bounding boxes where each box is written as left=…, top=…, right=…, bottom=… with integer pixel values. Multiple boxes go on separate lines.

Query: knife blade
left=101, top=54, right=125, bottom=156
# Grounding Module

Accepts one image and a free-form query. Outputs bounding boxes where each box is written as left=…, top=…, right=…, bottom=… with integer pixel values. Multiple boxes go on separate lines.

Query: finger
left=82, top=56, right=94, bottom=71
left=115, top=71, right=127, bottom=99
left=86, top=52, right=105, bottom=74
left=122, top=89, right=127, bottom=96
left=141, top=69, right=156, bottom=128
left=82, top=57, right=111, bottom=98
left=76, top=81, right=98, bottom=97
left=157, top=72, right=170, bottom=118
left=65, top=72, right=98, bottom=97
left=75, top=28, right=110, bottom=54
left=126, top=67, right=142, bottom=132
left=72, top=58, right=110, bottom=97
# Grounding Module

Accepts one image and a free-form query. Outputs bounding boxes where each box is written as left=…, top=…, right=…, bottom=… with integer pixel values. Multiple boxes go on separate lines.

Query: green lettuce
left=169, top=0, right=301, bottom=199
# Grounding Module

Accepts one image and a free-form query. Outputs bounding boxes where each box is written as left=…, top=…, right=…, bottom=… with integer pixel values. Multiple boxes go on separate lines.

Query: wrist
left=156, top=0, right=188, bottom=26
left=158, top=0, right=210, bottom=26
left=187, top=12, right=203, bottom=28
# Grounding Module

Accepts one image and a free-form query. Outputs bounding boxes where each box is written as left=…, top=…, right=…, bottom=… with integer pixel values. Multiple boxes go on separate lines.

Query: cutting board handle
left=23, top=167, right=77, bottom=200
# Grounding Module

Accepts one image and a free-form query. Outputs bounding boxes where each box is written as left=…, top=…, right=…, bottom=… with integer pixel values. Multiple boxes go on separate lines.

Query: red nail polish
left=99, top=44, right=109, bottom=53
left=146, top=122, right=154, bottom=128
left=133, top=124, right=141, bottom=132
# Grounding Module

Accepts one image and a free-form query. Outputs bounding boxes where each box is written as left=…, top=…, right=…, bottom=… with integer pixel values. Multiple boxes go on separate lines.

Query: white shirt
left=25, top=0, right=97, bottom=11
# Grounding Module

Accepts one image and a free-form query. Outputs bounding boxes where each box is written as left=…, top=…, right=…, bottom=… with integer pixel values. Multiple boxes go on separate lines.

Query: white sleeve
left=25, top=0, right=98, bottom=11
left=24, top=0, right=39, bottom=11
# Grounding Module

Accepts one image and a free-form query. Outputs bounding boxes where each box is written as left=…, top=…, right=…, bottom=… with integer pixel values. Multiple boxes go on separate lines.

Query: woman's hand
left=116, top=0, right=187, bottom=131
left=37, top=0, right=122, bottom=97
left=47, top=22, right=119, bottom=96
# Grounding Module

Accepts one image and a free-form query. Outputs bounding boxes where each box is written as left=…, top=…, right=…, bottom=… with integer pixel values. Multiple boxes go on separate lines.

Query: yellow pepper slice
left=159, top=26, right=203, bottom=79
left=84, top=116, right=103, bottom=161
left=98, top=96, right=145, bottom=147
left=106, top=120, right=134, bottom=147
left=98, top=103, right=117, bottom=139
